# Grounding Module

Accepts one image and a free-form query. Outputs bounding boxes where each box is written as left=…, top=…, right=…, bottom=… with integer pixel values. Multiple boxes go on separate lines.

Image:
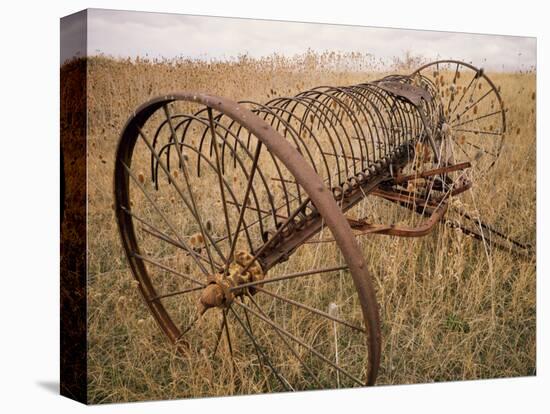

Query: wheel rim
left=411, top=60, right=506, bottom=178
left=114, top=93, right=381, bottom=389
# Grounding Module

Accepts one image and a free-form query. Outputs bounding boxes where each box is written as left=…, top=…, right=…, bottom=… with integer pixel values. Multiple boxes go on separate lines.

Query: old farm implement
left=114, top=60, right=532, bottom=389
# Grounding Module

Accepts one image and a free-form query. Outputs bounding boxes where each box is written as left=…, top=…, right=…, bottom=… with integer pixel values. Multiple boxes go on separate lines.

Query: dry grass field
left=82, top=52, right=535, bottom=403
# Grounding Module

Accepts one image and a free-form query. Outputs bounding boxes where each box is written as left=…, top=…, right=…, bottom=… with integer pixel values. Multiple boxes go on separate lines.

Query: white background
left=0, top=0, right=547, bottom=412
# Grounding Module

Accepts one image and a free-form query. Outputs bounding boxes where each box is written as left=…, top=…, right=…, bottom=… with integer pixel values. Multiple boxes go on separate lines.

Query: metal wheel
left=114, top=93, right=381, bottom=390
left=411, top=60, right=506, bottom=177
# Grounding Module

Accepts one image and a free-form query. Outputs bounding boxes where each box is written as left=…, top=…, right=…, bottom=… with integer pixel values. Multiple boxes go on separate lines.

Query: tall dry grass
left=84, top=53, right=535, bottom=403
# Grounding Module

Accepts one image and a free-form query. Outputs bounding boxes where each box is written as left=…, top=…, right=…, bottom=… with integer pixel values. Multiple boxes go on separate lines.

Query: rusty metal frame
left=113, top=60, right=524, bottom=389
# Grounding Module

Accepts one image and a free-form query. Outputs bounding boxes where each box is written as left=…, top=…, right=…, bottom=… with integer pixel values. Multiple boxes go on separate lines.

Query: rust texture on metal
left=114, top=59, right=530, bottom=390
left=375, top=80, right=433, bottom=106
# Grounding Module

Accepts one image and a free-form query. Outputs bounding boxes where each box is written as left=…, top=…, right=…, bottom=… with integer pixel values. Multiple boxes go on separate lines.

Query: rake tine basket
left=114, top=60, right=522, bottom=389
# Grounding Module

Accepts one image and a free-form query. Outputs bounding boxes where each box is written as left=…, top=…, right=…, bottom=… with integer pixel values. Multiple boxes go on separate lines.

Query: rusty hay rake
left=114, top=60, right=533, bottom=389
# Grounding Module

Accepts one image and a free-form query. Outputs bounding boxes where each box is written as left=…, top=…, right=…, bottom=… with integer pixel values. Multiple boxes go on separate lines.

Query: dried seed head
left=328, top=302, right=339, bottom=316
left=189, top=232, right=204, bottom=247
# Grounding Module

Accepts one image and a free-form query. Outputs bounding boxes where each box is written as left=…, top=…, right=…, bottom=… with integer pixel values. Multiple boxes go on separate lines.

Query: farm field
left=76, top=53, right=535, bottom=403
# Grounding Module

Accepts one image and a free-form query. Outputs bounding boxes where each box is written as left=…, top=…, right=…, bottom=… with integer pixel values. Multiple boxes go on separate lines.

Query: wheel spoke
left=459, top=139, right=498, bottom=157
left=228, top=307, right=293, bottom=391
left=211, top=311, right=226, bottom=358
left=133, top=252, right=206, bottom=287
left=163, top=104, right=222, bottom=273
left=211, top=189, right=300, bottom=248
left=451, top=109, right=503, bottom=128
left=222, top=308, right=235, bottom=361
left=140, top=225, right=222, bottom=269
left=150, top=285, right=203, bottom=302
left=177, top=310, right=205, bottom=341
left=432, top=62, right=442, bottom=104
left=449, top=70, right=477, bottom=118
left=305, top=238, right=337, bottom=245
left=226, top=199, right=288, bottom=221
left=453, top=88, right=493, bottom=123
left=454, top=127, right=502, bottom=137
left=122, top=161, right=210, bottom=275
left=255, top=286, right=365, bottom=333
left=450, top=136, right=473, bottom=159
left=459, top=74, right=482, bottom=118
left=246, top=293, right=324, bottom=388
left=138, top=126, right=229, bottom=265
left=230, top=264, right=348, bottom=291
left=241, top=299, right=268, bottom=376
left=208, top=107, right=234, bottom=256
left=227, top=141, right=263, bottom=264
left=446, top=62, right=460, bottom=115
left=124, top=204, right=221, bottom=268
left=235, top=300, right=364, bottom=386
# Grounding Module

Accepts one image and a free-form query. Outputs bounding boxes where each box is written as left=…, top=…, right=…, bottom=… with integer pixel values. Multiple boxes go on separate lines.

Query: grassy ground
left=83, top=53, right=536, bottom=403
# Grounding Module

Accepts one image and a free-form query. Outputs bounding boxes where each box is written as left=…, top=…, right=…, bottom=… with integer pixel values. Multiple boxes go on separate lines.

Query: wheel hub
left=198, top=251, right=265, bottom=312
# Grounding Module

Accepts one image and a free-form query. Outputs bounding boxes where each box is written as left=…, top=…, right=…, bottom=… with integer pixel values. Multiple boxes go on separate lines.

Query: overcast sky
left=61, top=8, right=536, bottom=71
